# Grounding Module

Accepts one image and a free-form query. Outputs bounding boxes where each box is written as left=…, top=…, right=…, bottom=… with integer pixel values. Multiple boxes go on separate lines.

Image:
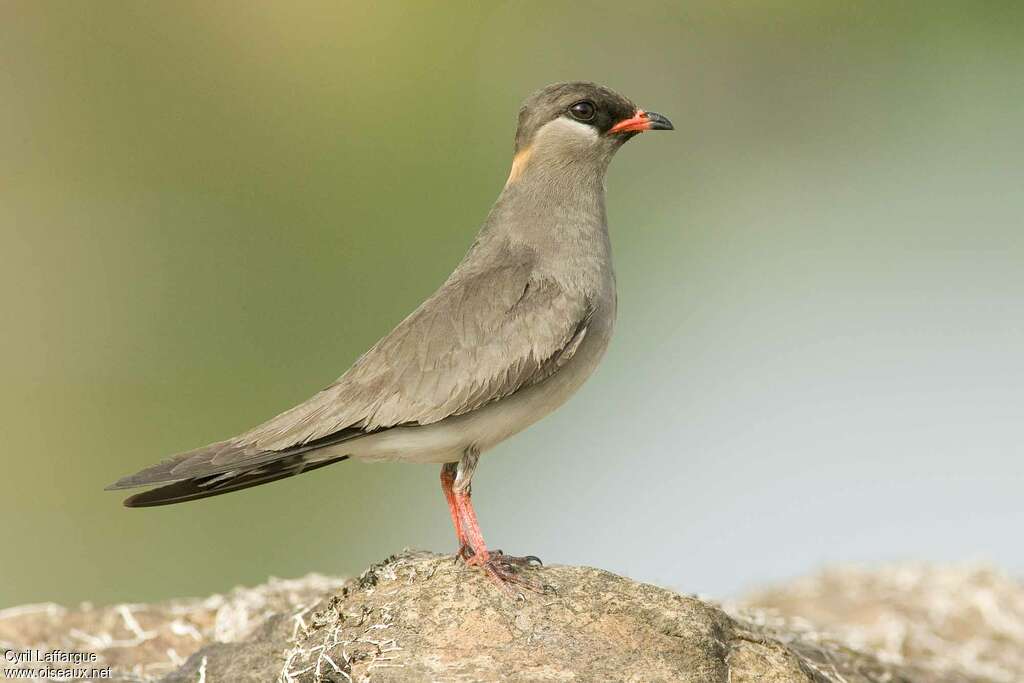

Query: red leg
left=450, top=479, right=545, bottom=597
left=440, top=464, right=471, bottom=560
left=452, top=487, right=490, bottom=564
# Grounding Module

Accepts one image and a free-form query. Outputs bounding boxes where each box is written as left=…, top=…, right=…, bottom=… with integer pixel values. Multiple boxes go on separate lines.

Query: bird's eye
left=568, top=100, right=596, bottom=122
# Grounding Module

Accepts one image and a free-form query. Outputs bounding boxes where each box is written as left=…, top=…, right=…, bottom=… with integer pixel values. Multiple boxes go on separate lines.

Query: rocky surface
left=743, top=563, right=1024, bottom=683
left=0, top=573, right=346, bottom=681
left=2, top=552, right=1022, bottom=682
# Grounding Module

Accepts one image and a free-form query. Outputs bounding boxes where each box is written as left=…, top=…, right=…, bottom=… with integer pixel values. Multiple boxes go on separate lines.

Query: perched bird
left=108, top=82, right=673, bottom=594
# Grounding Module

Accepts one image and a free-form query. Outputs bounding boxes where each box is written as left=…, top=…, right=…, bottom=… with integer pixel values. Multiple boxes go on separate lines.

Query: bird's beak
left=608, top=109, right=674, bottom=135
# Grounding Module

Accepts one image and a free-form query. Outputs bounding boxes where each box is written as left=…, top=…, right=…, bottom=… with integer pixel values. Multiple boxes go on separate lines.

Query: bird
left=107, top=81, right=673, bottom=595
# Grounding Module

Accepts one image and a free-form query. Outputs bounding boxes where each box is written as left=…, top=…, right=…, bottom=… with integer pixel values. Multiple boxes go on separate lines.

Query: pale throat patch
left=540, top=116, right=600, bottom=143
left=506, top=117, right=599, bottom=185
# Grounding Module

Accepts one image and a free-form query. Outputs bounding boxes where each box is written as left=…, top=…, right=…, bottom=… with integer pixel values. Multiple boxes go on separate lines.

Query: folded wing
left=109, top=248, right=591, bottom=495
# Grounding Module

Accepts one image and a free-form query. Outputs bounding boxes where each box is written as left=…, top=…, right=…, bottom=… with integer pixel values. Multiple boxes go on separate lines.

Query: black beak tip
left=646, top=111, right=674, bottom=131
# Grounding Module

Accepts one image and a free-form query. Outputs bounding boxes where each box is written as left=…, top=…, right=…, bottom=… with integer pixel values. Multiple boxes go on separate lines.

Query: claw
left=467, top=551, right=547, bottom=595
left=454, top=543, right=475, bottom=563
left=492, top=550, right=543, bottom=567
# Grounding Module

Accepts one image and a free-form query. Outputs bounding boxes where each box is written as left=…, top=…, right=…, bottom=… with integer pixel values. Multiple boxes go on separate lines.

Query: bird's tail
left=105, top=429, right=362, bottom=507
left=117, top=454, right=348, bottom=507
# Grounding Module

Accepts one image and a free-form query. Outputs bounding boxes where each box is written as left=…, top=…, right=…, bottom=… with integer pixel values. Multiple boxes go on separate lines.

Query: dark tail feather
left=123, top=455, right=349, bottom=507
left=106, top=428, right=364, bottom=493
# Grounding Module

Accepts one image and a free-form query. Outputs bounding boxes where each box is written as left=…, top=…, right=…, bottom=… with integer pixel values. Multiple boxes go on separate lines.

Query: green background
left=2, top=1, right=1022, bottom=608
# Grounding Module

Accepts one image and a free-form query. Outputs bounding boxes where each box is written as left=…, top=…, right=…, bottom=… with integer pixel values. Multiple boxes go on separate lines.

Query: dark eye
left=568, top=100, right=596, bottom=122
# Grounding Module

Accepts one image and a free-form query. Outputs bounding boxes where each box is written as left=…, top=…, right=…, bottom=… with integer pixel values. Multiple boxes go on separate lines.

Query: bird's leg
left=440, top=462, right=472, bottom=561
left=449, top=448, right=546, bottom=596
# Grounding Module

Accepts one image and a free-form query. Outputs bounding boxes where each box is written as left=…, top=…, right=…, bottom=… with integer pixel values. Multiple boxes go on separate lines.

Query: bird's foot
left=464, top=549, right=550, bottom=598
left=455, top=545, right=542, bottom=567
left=491, top=549, right=543, bottom=568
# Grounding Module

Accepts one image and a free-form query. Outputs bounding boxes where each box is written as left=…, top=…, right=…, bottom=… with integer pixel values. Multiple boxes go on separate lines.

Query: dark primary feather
left=122, top=455, right=349, bottom=507
left=105, top=428, right=364, bottom=490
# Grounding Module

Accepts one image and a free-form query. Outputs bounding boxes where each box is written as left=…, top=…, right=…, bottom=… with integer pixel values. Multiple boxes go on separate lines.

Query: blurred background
left=2, top=1, right=1022, bottom=608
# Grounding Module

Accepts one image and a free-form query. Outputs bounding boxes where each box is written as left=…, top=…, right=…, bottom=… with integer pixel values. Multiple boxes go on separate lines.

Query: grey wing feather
left=108, top=246, right=591, bottom=493
left=238, top=250, right=592, bottom=451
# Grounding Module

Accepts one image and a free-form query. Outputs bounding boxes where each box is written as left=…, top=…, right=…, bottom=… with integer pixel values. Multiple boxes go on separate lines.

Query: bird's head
left=507, top=81, right=673, bottom=185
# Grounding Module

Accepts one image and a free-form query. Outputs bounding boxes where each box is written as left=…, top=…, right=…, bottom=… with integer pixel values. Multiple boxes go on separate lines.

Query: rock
left=1, top=552, right=1021, bottom=682
left=743, top=563, right=1024, bottom=683
left=0, top=573, right=345, bottom=681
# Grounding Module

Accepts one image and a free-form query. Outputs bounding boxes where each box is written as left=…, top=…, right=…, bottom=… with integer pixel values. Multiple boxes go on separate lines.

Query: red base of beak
left=609, top=109, right=674, bottom=135
left=609, top=110, right=654, bottom=134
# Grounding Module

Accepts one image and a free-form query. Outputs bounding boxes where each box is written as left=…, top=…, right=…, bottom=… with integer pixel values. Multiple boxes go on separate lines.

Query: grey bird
left=108, top=82, right=673, bottom=593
